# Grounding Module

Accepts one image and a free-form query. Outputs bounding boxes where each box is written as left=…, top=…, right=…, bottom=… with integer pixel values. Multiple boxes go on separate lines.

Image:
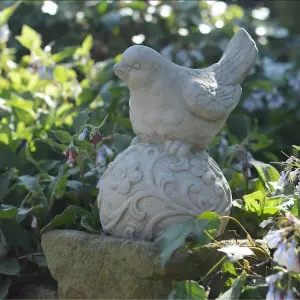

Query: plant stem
left=220, top=216, right=270, bottom=258
left=198, top=256, right=227, bottom=283
left=249, top=246, right=270, bottom=259
left=204, top=229, right=222, bottom=246
left=220, top=216, right=251, bottom=240
left=77, top=152, right=88, bottom=210
left=47, top=193, right=56, bottom=214
left=20, top=192, right=32, bottom=208
left=203, top=230, right=258, bottom=275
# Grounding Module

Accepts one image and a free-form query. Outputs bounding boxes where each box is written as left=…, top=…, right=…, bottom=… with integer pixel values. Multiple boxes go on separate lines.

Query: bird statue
left=98, top=28, right=257, bottom=241
left=114, top=28, right=257, bottom=155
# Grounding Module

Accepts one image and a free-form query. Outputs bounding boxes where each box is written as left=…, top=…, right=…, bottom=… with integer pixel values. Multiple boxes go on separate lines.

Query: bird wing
left=183, top=28, right=257, bottom=122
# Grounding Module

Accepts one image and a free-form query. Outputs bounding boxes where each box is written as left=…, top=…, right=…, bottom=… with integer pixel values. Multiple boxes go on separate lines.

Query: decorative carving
left=98, top=28, right=257, bottom=240
left=110, top=160, right=142, bottom=195
left=99, top=143, right=232, bottom=240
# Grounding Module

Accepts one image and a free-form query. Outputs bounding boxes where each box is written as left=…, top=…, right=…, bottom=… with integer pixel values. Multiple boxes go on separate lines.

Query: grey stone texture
left=42, top=230, right=268, bottom=299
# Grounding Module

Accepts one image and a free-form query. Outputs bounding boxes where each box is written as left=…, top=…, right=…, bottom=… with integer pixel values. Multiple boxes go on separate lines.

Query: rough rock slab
left=42, top=230, right=268, bottom=299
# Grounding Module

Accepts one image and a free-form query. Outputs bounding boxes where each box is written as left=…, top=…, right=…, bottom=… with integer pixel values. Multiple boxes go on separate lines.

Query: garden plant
left=0, top=0, right=299, bottom=299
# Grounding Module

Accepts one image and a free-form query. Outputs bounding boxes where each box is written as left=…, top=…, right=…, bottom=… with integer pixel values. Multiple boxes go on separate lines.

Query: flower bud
left=78, top=128, right=89, bottom=141
left=64, top=145, right=78, bottom=165
left=90, top=130, right=102, bottom=145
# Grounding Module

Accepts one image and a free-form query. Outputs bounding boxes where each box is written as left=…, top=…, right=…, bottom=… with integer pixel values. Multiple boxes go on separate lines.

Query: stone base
left=42, top=230, right=268, bottom=299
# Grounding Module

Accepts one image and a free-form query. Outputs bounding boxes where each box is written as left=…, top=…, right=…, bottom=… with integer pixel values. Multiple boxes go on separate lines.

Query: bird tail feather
left=217, top=28, right=258, bottom=85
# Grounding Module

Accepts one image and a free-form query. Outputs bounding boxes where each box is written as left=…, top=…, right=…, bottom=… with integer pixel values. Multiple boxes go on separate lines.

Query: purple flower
left=102, top=145, right=114, bottom=157
left=266, top=92, right=284, bottom=110
left=263, top=229, right=285, bottom=249
left=78, top=128, right=89, bottom=141
left=265, top=284, right=275, bottom=300
left=38, top=66, right=53, bottom=80
left=266, top=271, right=284, bottom=285
left=64, top=145, right=77, bottom=165
left=242, top=89, right=265, bottom=112
left=285, top=289, right=295, bottom=300
left=273, top=242, right=288, bottom=265
left=285, top=240, right=300, bottom=273
left=95, top=149, right=106, bottom=166
left=277, top=171, right=289, bottom=189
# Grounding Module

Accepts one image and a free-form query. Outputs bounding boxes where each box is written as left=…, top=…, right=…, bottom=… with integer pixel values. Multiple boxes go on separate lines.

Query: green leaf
left=76, top=35, right=93, bottom=57
left=217, top=271, right=247, bottom=300
left=226, top=4, right=244, bottom=19
left=53, top=66, right=76, bottom=82
left=0, top=169, right=13, bottom=202
left=250, top=159, right=280, bottom=187
left=157, top=212, right=221, bottom=266
left=52, top=46, right=77, bottom=63
left=191, top=212, right=222, bottom=247
left=111, top=133, right=132, bottom=153
left=0, top=258, right=20, bottom=275
left=80, top=215, right=99, bottom=233
left=0, top=205, right=17, bottom=220
left=0, top=277, right=11, bottom=300
left=0, top=219, right=33, bottom=253
left=82, top=34, right=93, bottom=53
left=229, top=172, right=246, bottom=191
left=170, top=281, right=207, bottom=300
left=6, top=95, right=36, bottom=121
left=38, top=138, right=67, bottom=151
left=158, top=220, right=196, bottom=267
left=66, top=180, right=82, bottom=192
left=243, top=191, right=264, bottom=214
left=0, top=231, right=8, bottom=260
left=227, top=115, right=249, bottom=140
left=52, top=130, right=72, bottom=144
left=18, top=175, right=46, bottom=201
left=0, top=1, right=21, bottom=26
left=222, top=261, right=237, bottom=276
left=16, top=25, right=41, bottom=50
left=41, top=206, right=90, bottom=233
left=16, top=204, right=46, bottom=223
left=241, top=282, right=268, bottom=299
left=0, top=143, right=16, bottom=169
left=185, top=281, right=207, bottom=300
left=291, top=197, right=299, bottom=217
left=97, top=2, right=108, bottom=15
left=73, top=109, right=90, bottom=133
left=53, top=173, right=68, bottom=199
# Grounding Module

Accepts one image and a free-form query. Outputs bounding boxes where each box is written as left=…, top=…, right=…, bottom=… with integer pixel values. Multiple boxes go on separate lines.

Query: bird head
left=114, top=45, right=164, bottom=90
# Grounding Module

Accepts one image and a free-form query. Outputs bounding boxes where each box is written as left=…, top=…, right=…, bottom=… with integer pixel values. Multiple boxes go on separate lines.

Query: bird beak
left=114, top=62, right=128, bottom=82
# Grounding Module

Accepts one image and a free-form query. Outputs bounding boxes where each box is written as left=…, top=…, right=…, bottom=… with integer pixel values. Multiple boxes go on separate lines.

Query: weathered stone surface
left=9, top=284, right=58, bottom=299
left=98, top=28, right=258, bottom=241
left=42, top=230, right=268, bottom=299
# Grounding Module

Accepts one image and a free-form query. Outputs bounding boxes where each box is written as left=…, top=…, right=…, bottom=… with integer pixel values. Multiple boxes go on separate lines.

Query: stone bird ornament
left=114, top=29, right=257, bottom=155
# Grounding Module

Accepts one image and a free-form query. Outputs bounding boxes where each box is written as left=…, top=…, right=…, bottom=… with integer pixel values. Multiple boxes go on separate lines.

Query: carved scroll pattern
left=99, top=144, right=231, bottom=240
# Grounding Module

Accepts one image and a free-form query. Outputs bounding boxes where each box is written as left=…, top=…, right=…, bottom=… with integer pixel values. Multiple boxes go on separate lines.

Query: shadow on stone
left=42, top=230, right=268, bottom=299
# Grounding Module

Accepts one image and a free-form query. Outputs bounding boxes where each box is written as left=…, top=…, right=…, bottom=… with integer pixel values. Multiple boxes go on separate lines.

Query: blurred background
left=3, top=0, right=300, bottom=159
left=1, top=1, right=300, bottom=298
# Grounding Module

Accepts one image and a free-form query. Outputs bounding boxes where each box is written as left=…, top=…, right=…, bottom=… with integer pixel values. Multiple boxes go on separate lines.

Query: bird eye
left=132, top=63, right=141, bottom=70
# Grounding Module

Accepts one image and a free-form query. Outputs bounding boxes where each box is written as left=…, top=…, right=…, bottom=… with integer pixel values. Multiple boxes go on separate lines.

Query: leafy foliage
left=0, top=0, right=300, bottom=298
